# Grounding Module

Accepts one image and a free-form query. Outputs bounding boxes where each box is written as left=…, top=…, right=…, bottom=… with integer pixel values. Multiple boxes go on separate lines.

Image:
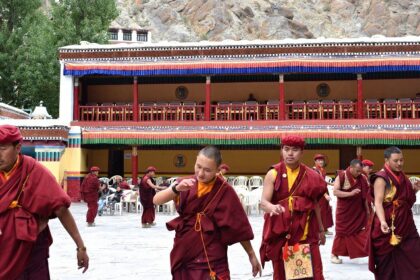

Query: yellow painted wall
left=86, top=79, right=420, bottom=104
left=86, top=149, right=108, bottom=175
left=40, top=161, right=61, bottom=182
left=363, top=148, right=420, bottom=174
left=120, top=149, right=339, bottom=176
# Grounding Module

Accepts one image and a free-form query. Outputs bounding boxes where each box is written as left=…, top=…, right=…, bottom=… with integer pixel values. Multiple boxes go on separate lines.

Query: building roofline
left=59, top=36, right=420, bottom=51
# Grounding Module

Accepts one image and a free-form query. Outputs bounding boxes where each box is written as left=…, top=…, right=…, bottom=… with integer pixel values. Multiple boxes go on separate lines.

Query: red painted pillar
left=357, top=74, right=364, bottom=119
left=73, top=78, right=79, bottom=121
left=205, top=76, right=211, bottom=121
left=279, top=74, right=285, bottom=120
left=133, top=76, right=139, bottom=121
left=132, top=146, right=138, bottom=185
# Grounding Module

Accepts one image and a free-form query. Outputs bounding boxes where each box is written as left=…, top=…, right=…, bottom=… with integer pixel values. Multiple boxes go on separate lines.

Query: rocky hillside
left=115, top=0, right=420, bottom=42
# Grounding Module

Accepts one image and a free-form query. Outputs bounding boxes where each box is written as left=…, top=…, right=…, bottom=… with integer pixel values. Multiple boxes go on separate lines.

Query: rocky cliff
left=115, top=0, right=420, bottom=42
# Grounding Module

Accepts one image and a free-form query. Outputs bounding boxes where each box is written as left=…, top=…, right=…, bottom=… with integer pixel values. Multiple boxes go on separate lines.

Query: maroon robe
left=368, top=165, right=420, bottom=280
left=80, top=173, right=100, bottom=223
left=260, top=162, right=327, bottom=280
left=313, top=166, right=334, bottom=230
left=332, top=168, right=369, bottom=258
left=0, top=155, right=71, bottom=280
left=140, top=175, right=156, bottom=224
left=166, top=175, right=254, bottom=279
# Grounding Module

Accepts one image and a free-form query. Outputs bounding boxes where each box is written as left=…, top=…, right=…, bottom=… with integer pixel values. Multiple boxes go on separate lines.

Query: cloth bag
left=282, top=243, right=313, bottom=280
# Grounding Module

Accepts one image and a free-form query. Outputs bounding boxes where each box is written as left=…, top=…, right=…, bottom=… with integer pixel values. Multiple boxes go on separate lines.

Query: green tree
left=52, top=0, right=118, bottom=46
left=0, top=0, right=118, bottom=117
left=0, top=0, right=42, bottom=106
left=12, top=11, right=60, bottom=116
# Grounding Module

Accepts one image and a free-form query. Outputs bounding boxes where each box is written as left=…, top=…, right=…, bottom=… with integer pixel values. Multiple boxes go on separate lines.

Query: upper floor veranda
left=58, top=37, right=420, bottom=125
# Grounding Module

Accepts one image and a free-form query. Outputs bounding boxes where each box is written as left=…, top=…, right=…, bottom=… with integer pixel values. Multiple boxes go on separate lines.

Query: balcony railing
left=78, top=99, right=420, bottom=122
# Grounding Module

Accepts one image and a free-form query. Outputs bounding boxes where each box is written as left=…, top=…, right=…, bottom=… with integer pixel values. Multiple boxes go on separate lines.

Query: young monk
left=0, top=125, right=89, bottom=279
left=154, top=145, right=261, bottom=279
left=331, top=159, right=370, bottom=264
left=368, top=146, right=420, bottom=280
left=260, top=135, right=327, bottom=280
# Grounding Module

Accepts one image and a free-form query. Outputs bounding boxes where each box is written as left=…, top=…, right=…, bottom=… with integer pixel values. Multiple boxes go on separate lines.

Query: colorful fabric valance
left=64, top=56, right=420, bottom=76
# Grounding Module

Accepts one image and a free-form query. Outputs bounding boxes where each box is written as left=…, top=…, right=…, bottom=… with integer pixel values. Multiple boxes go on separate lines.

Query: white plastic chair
left=243, top=187, right=263, bottom=215
left=232, top=176, right=248, bottom=189
left=325, top=176, right=334, bottom=185
left=248, top=176, right=263, bottom=190
left=409, top=177, right=420, bottom=214
left=99, top=177, right=110, bottom=185
left=159, top=201, right=175, bottom=214
left=166, top=177, right=178, bottom=186
left=121, top=190, right=138, bottom=213
left=109, top=175, right=123, bottom=186
left=226, top=176, right=236, bottom=185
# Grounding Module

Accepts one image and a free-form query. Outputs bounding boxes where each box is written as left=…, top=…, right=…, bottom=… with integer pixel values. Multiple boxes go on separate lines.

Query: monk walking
left=368, top=146, right=420, bottom=280
left=154, top=146, right=261, bottom=279
left=331, top=159, right=370, bottom=264
left=81, top=166, right=101, bottom=226
left=260, top=136, right=327, bottom=280
left=139, top=166, right=164, bottom=228
left=312, top=154, right=334, bottom=235
left=0, top=125, right=89, bottom=279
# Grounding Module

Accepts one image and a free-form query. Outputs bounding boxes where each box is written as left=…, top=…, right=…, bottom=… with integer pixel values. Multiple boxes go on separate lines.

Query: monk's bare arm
left=313, top=202, right=326, bottom=245
left=153, top=178, right=196, bottom=205
left=146, top=179, right=165, bottom=191
left=332, top=176, right=361, bottom=198
left=55, top=207, right=89, bottom=273
left=373, top=177, right=389, bottom=234
left=260, top=169, right=284, bottom=215
left=240, top=240, right=262, bottom=277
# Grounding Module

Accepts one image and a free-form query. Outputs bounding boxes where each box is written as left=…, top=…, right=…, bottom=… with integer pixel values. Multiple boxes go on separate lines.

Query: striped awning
left=64, top=56, right=420, bottom=77
left=81, top=124, right=420, bottom=146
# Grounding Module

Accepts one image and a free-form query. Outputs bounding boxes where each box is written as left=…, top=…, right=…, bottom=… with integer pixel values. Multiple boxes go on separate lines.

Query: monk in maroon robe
left=331, top=159, right=370, bottom=264
left=154, top=146, right=261, bottom=279
left=368, top=146, right=420, bottom=280
left=140, top=166, right=164, bottom=228
left=313, top=154, right=334, bottom=235
left=362, top=159, right=374, bottom=178
left=260, top=136, right=327, bottom=280
left=0, top=125, right=89, bottom=280
left=80, top=166, right=100, bottom=226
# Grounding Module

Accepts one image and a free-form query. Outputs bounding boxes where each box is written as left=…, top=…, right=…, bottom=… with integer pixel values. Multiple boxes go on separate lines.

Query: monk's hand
left=248, top=252, right=262, bottom=277
left=324, top=194, right=331, bottom=201
left=176, top=178, right=196, bottom=192
left=350, top=189, right=361, bottom=196
left=380, top=221, right=390, bottom=234
left=77, top=250, right=89, bottom=273
left=319, top=231, right=326, bottom=245
left=269, top=204, right=285, bottom=216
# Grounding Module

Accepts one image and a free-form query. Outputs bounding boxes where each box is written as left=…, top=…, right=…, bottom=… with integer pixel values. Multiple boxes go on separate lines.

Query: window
left=123, top=31, right=132, bottom=41
left=108, top=30, right=118, bottom=40
left=137, top=32, right=148, bottom=42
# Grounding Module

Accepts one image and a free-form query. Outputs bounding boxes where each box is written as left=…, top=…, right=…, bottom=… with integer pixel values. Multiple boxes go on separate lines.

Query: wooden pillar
left=205, top=76, right=211, bottom=121
left=357, top=74, right=364, bottom=119
left=132, top=146, right=138, bottom=185
left=133, top=76, right=139, bottom=121
left=73, top=77, right=79, bottom=121
left=356, top=146, right=363, bottom=160
left=279, top=74, right=285, bottom=120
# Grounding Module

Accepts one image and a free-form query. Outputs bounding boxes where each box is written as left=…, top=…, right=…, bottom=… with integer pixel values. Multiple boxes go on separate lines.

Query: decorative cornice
left=19, top=126, right=70, bottom=142
left=59, top=39, right=420, bottom=61
left=80, top=122, right=420, bottom=146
